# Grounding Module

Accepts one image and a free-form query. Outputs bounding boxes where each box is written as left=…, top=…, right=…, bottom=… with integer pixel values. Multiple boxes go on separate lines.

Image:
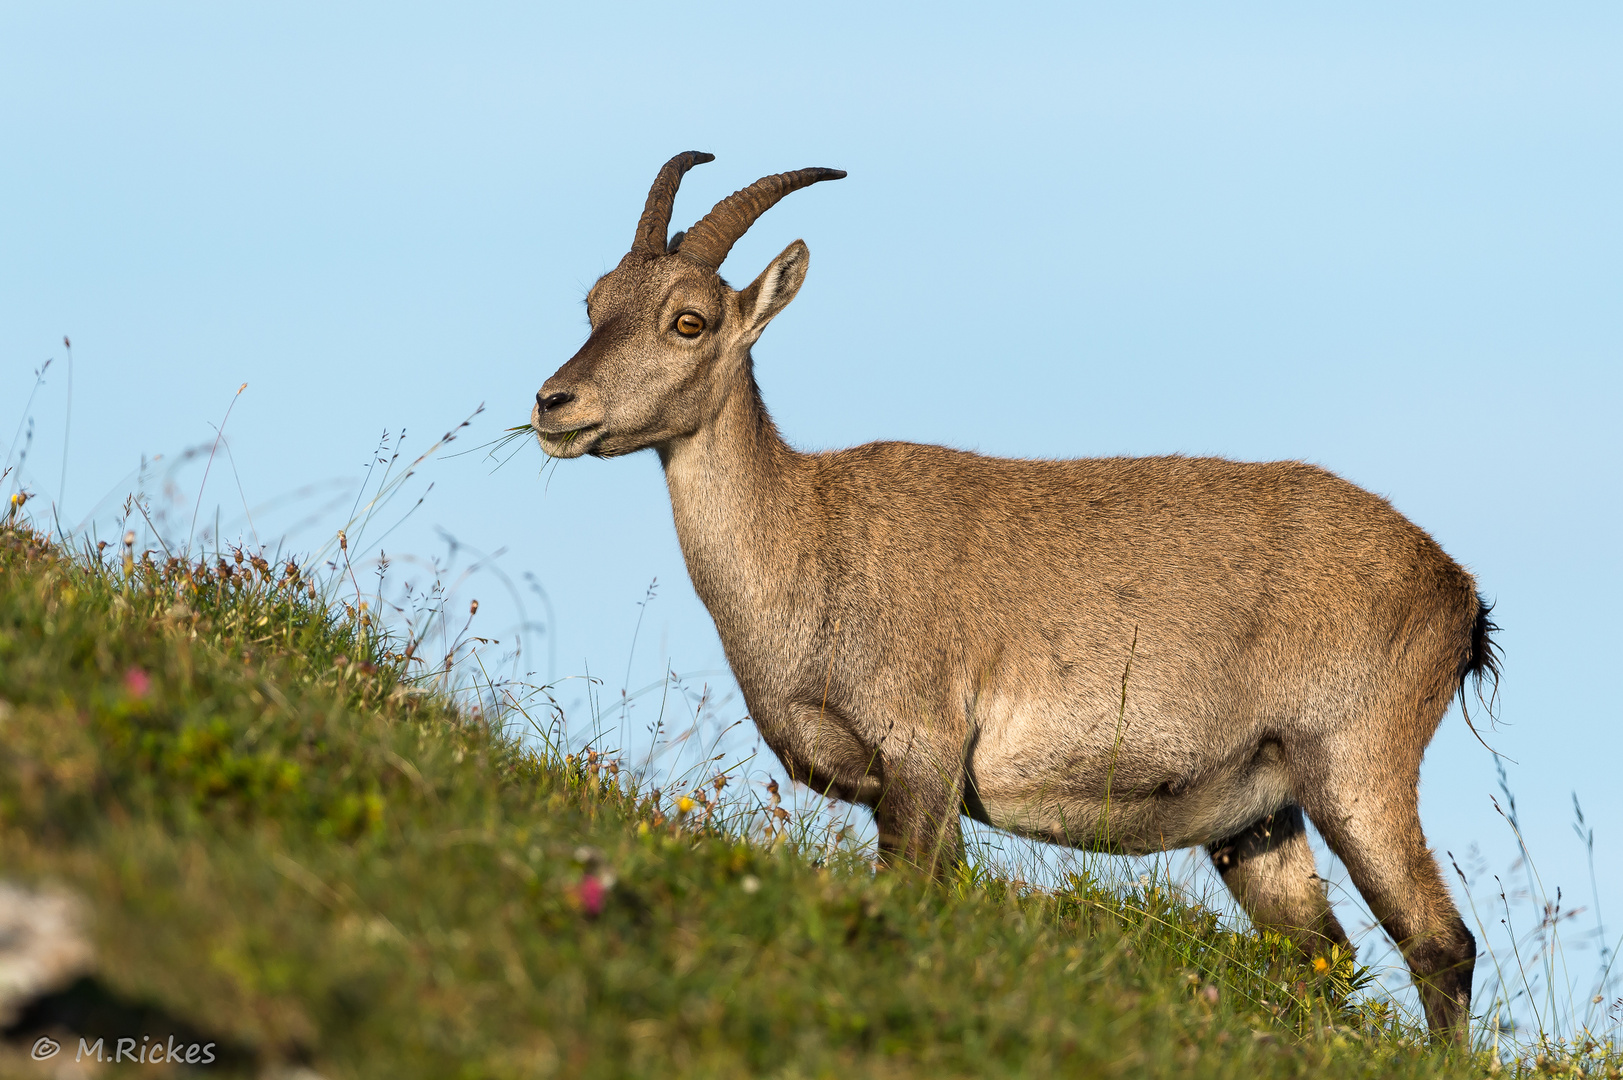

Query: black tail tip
left=1464, top=592, right=1502, bottom=702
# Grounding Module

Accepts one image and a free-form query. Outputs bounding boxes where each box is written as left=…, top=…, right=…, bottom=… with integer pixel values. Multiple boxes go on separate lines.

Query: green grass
left=0, top=525, right=1609, bottom=1078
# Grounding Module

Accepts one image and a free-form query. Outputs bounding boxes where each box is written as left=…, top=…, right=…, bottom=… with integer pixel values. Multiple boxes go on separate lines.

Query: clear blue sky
left=4, top=1, right=1620, bottom=1016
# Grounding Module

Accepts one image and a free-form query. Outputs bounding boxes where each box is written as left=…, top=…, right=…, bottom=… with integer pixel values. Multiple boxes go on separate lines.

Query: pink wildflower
left=123, top=668, right=152, bottom=699
left=577, top=875, right=605, bottom=917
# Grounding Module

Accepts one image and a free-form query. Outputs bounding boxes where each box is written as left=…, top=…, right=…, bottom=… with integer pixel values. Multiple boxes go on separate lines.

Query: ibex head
left=533, top=152, right=845, bottom=458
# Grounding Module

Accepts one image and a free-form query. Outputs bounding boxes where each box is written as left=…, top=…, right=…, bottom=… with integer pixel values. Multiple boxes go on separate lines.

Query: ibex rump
left=532, top=152, right=1498, bottom=1036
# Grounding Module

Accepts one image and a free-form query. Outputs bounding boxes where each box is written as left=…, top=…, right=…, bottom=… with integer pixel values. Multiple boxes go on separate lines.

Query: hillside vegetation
left=0, top=526, right=1533, bottom=1077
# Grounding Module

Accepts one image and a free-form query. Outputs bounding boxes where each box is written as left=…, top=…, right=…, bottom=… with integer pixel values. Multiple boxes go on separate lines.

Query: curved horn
left=676, top=167, right=846, bottom=270
left=631, top=151, right=716, bottom=256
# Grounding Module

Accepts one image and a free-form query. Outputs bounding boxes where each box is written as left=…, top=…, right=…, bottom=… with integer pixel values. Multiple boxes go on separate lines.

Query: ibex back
left=531, top=152, right=1499, bottom=1037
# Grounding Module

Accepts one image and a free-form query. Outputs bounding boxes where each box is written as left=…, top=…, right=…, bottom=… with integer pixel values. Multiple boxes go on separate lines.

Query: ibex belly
left=968, top=698, right=1293, bottom=855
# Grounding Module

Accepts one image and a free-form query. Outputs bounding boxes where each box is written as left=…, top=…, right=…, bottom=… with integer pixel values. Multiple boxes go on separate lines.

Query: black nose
left=537, top=390, right=574, bottom=412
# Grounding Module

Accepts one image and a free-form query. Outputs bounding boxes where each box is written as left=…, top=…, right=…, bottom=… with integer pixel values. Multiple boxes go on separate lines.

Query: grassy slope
left=0, top=527, right=1496, bottom=1078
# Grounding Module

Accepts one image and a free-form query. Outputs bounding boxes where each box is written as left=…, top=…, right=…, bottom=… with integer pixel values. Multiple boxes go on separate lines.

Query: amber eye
left=675, top=313, right=705, bottom=337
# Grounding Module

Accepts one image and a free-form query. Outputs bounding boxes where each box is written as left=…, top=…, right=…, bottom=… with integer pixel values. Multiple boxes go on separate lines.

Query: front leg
left=759, top=696, right=966, bottom=880
left=872, top=738, right=967, bottom=882
left=761, top=700, right=885, bottom=807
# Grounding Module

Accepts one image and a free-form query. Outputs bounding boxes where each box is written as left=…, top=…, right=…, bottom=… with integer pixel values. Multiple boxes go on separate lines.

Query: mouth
left=533, top=423, right=602, bottom=459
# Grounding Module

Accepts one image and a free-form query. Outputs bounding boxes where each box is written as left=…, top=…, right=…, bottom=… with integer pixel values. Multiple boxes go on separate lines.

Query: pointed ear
left=738, top=240, right=809, bottom=339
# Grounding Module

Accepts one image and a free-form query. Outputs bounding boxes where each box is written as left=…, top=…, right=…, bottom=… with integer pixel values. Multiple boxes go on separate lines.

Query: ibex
left=532, top=152, right=1499, bottom=1036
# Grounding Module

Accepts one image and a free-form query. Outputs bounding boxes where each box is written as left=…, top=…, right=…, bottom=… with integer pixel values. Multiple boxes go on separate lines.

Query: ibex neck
left=658, top=367, right=817, bottom=647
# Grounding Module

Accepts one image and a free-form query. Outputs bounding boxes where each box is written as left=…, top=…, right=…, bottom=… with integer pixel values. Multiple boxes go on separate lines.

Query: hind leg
left=1209, top=805, right=1350, bottom=958
left=1297, top=751, right=1475, bottom=1039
